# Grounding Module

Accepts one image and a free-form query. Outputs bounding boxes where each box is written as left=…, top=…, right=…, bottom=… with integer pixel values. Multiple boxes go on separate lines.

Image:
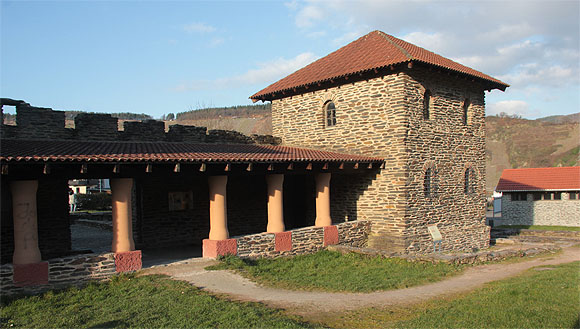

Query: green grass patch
left=496, top=225, right=580, bottom=231
left=318, top=261, right=580, bottom=329
left=0, top=274, right=313, bottom=328
left=206, top=250, right=464, bottom=292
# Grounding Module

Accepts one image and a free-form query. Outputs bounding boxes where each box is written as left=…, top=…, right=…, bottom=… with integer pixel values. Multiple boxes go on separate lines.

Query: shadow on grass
left=88, top=320, right=127, bottom=328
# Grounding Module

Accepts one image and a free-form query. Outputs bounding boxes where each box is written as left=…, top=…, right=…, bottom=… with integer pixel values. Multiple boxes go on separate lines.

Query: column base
left=13, top=262, right=49, bottom=287
left=203, top=239, right=237, bottom=259
left=275, top=232, right=292, bottom=251
left=115, top=250, right=142, bottom=273
left=323, top=225, right=339, bottom=246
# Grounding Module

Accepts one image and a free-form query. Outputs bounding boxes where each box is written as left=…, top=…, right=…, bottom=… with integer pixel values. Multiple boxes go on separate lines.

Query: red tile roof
left=0, top=139, right=383, bottom=164
left=496, top=167, right=580, bottom=191
left=251, top=30, right=509, bottom=101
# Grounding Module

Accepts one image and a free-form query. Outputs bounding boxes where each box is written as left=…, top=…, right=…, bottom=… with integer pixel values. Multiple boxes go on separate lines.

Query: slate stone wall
left=271, top=67, right=491, bottom=254
left=0, top=101, right=279, bottom=145
left=74, top=113, right=119, bottom=141
left=236, top=220, right=370, bottom=258
left=0, top=253, right=115, bottom=296
left=501, top=192, right=580, bottom=227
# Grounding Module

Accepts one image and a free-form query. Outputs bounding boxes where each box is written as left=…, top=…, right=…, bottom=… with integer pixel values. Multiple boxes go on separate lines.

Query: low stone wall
left=0, top=253, right=116, bottom=296
left=501, top=193, right=580, bottom=227
left=235, top=220, right=370, bottom=258
left=329, top=243, right=561, bottom=265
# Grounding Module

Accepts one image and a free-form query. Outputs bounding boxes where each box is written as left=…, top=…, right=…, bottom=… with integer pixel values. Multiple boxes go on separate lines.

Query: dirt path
left=141, top=246, right=580, bottom=314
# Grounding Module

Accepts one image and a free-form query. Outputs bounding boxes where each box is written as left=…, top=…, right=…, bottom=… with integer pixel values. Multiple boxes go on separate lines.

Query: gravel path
left=141, top=245, right=580, bottom=315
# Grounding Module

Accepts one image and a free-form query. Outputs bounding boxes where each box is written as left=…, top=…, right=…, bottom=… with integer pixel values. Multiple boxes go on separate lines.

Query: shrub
left=77, top=192, right=111, bottom=210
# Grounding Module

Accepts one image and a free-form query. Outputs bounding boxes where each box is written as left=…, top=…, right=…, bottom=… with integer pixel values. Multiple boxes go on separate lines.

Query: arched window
left=324, top=101, right=337, bottom=127
left=462, top=98, right=470, bottom=125
left=464, top=168, right=473, bottom=194
left=423, top=90, right=431, bottom=120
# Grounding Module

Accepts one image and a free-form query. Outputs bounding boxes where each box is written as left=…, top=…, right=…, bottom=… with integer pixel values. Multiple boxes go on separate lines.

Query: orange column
left=315, top=173, right=332, bottom=227
left=11, top=180, right=42, bottom=265
left=110, top=178, right=135, bottom=252
left=208, top=175, right=229, bottom=240
left=266, top=174, right=285, bottom=233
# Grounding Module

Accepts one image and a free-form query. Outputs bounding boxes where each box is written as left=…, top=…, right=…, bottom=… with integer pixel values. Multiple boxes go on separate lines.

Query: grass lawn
left=316, top=261, right=580, bottom=329
left=496, top=225, right=580, bottom=231
left=0, top=274, right=313, bottom=329
left=206, top=249, right=464, bottom=292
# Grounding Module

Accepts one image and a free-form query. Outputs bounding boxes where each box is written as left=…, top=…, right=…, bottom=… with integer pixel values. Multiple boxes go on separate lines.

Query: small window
left=569, top=191, right=579, bottom=200
left=533, top=193, right=542, bottom=201
left=513, top=192, right=527, bottom=201
left=424, top=166, right=437, bottom=198
left=542, top=192, right=552, bottom=201
left=423, top=90, right=431, bottom=120
left=424, top=167, right=432, bottom=197
left=324, top=101, right=337, bottom=127
left=464, top=168, right=473, bottom=194
left=462, top=98, right=470, bottom=125
left=553, top=192, right=561, bottom=200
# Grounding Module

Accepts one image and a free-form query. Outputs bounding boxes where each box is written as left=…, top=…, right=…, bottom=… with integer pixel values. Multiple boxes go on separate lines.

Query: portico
left=1, top=138, right=382, bottom=286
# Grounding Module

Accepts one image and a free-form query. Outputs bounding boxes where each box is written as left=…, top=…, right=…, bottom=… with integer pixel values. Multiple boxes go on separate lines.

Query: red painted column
left=266, top=174, right=285, bottom=233
left=315, top=173, right=332, bottom=227
left=110, top=178, right=141, bottom=272
left=11, top=180, right=48, bottom=286
left=203, top=175, right=237, bottom=258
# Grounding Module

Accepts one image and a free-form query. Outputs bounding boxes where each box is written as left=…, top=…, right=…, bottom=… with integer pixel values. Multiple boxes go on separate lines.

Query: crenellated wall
left=0, top=98, right=280, bottom=145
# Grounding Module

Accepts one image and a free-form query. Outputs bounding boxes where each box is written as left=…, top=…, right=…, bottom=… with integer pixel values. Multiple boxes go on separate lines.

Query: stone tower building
left=251, top=31, right=509, bottom=253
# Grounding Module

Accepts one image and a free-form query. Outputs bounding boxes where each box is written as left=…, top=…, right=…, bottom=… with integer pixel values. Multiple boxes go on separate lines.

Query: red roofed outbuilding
left=496, top=167, right=580, bottom=227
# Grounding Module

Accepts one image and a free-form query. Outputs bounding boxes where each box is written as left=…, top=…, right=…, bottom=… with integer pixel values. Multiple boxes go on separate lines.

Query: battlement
left=0, top=98, right=280, bottom=145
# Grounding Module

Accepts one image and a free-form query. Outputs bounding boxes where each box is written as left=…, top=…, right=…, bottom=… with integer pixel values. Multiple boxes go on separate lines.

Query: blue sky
left=1, top=0, right=578, bottom=119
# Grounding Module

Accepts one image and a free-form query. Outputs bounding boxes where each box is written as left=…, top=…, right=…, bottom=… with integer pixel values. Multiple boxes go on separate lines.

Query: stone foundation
left=275, top=232, right=292, bottom=251
left=203, top=239, right=238, bottom=258
left=13, top=262, right=49, bottom=286
left=114, top=250, right=142, bottom=272
left=323, top=225, right=339, bottom=246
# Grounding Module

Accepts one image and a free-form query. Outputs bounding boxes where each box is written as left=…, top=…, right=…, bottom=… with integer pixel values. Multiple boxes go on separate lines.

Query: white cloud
left=209, top=38, right=225, bottom=47
left=401, top=32, right=447, bottom=54
left=487, top=100, right=530, bottom=116
left=498, top=64, right=577, bottom=88
left=295, top=5, right=324, bottom=28
left=175, top=52, right=319, bottom=91
left=183, top=22, right=216, bottom=34
left=306, top=30, right=326, bottom=38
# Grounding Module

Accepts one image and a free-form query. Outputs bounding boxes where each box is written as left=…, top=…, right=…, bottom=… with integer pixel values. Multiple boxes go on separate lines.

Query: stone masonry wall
left=0, top=253, right=115, bottom=296
left=1, top=100, right=279, bottom=145
left=402, top=69, right=490, bottom=253
left=271, top=67, right=491, bottom=254
left=75, top=113, right=119, bottom=141
left=501, top=192, right=580, bottom=227
left=236, top=220, right=370, bottom=258
left=272, top=73, right=410, bottom=252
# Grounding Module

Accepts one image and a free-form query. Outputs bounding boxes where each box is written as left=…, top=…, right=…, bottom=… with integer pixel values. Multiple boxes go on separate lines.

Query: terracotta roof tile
left=0, top=139, right=383, bottom=164
left=495, top=167, right=580, bottom=191
left=251, top=30, right=508, bottom=101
